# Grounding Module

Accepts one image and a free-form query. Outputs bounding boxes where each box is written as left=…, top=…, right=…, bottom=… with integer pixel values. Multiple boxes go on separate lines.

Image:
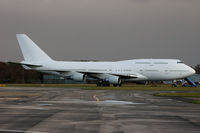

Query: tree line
left=194, top=64, right=200, bottom=74
left=0, top=62, right=42, bottom=83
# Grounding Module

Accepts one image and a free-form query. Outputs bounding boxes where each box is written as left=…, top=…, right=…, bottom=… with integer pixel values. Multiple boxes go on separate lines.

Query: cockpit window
left=177, top=61, right=183, bottom=64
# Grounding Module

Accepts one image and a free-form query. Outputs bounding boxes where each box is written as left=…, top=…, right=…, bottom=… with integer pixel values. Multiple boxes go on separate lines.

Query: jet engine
left=70, top=72, right=85, bottom=81
left=106, top=75, right=121, bottom=84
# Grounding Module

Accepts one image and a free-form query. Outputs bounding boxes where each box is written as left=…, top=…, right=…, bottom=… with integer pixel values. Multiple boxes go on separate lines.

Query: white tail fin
left=16, top=34, right=53, bottom=62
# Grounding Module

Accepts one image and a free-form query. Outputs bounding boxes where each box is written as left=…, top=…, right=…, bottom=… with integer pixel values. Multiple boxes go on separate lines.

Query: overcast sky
left=0, top=0, right=199, bottom=66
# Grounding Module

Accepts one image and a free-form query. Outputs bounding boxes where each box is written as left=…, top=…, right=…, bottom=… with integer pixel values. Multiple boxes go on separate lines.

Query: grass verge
left=2, top=84, right=200, bottom=91
left=154, top=92, right=200, bottom=104
left=154, top=93, right=200, bottom=97
left=191, top=100, right=200, bottom=104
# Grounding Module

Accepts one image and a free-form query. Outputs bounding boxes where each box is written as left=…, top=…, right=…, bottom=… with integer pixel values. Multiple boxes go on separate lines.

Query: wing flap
left=77, top=71, right=138, bottom=79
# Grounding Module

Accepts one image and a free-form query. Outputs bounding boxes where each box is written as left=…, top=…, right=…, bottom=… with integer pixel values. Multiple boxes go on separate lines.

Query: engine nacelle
left=70, top=72, right=85, bottom=81
left=106, top=75, right=121, bottom=84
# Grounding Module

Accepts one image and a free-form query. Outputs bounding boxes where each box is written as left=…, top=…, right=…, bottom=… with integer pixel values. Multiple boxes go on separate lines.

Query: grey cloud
left=0, top=0, right=199, bottom=65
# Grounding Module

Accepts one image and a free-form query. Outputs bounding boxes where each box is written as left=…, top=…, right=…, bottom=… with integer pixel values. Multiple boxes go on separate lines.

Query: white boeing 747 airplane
left=9, top=34, right=196, bottom=86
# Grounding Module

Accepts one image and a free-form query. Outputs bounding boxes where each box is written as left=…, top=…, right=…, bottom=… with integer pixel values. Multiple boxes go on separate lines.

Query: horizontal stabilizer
left=7, top=61, right=42, bottom=68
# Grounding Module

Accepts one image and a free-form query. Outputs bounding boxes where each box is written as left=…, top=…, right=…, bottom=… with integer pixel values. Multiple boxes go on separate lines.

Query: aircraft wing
left=52, top=70, right=138, bottom=79
left=111, top=73, right=137, bottom=79
left=39, top=69, right=139, bottom=81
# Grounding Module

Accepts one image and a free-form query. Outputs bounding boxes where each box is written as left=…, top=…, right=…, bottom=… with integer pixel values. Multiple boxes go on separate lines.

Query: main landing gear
left=96, top=81, right=122, bottom=87
left=113, top=84, right=122, bottom=87
left=96, top=81, right=110, bottom=87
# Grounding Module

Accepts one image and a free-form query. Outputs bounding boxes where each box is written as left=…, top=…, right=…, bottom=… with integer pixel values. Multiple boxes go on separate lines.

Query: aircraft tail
left=16, top=34, right=53, bottom=63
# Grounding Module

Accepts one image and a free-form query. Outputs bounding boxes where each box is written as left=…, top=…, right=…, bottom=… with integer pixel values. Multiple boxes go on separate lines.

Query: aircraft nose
left=192, top=68, right=196, bottom=74
left=190, top=68, right=196, bottom=75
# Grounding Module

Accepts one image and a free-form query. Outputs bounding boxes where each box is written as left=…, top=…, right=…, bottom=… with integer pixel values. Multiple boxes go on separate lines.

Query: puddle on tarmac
left=41, top=99, right=145, bottom=105
left=38, top=103, right=53, bottom=106
left=102, top=100, right=144, bottom=105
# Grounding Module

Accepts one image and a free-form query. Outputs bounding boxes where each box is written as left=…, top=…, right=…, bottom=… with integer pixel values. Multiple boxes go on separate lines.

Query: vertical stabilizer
left=16, top=34, right=52, bottom=62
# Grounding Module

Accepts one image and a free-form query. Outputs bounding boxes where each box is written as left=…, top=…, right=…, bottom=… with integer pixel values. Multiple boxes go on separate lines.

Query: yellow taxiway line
left=93, top=95, right=100, bottom=104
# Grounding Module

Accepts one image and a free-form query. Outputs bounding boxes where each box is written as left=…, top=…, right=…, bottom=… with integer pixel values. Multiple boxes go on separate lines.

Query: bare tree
left=194, top=64, right=200, bottom=74
left=0, top=62, right=42, bottom=83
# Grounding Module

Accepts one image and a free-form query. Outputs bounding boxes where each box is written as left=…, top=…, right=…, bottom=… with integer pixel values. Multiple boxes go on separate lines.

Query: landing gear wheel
left=97, top=81, right=110, bottom=87
left=113, top=84, right=118, bottom=87
left=97, top=81, right=102, bottom=86
left=113, top=84, right=122, bottom=87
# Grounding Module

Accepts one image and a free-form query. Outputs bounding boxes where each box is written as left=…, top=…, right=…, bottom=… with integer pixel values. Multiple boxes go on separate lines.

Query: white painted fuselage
left=31, top=59, right=195, bottom=81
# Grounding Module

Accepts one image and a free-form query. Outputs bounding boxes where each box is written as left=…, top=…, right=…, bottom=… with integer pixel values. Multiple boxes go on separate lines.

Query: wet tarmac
left=0, top=87, right=199, bottom=133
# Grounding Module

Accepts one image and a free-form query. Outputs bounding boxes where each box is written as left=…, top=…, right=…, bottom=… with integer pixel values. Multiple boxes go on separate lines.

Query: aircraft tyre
left=97, top=81, right=110, bottom=87
left=113, top=84, right=122, bottom=87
